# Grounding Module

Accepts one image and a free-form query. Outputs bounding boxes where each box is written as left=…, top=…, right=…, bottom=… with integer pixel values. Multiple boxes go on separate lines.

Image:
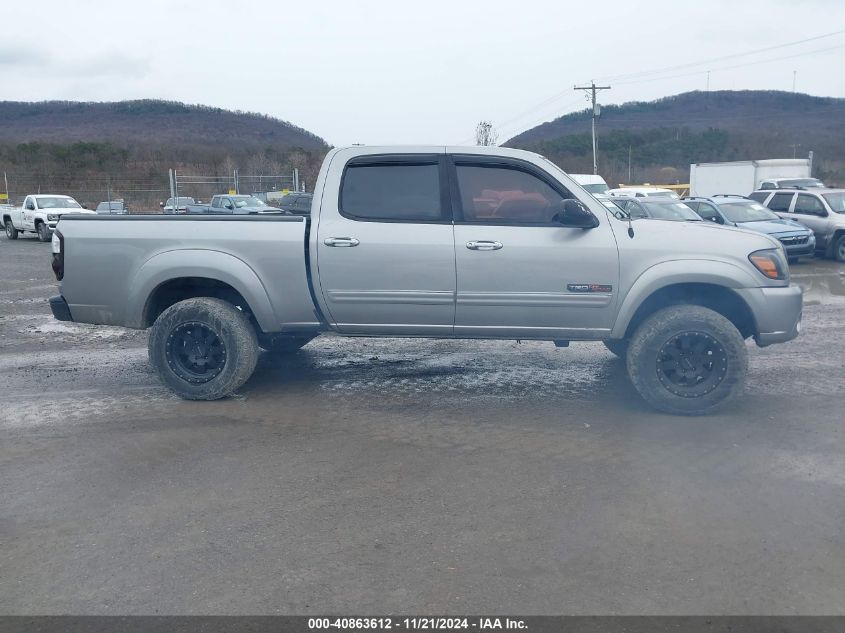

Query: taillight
left=51, top=229, right=64, bottom=281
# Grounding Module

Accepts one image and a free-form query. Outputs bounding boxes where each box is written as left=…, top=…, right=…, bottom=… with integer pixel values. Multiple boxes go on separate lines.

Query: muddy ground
left=1, top=233, right=844, bottom=614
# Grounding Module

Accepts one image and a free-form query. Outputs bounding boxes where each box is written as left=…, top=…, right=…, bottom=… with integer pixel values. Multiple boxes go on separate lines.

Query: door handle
left=466, top=240, right=503, bottom=251
left=324, top=237, right=360, bottom=247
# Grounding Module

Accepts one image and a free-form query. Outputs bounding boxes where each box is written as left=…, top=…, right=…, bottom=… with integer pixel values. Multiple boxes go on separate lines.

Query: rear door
left=765, top=192, right=795, bottom=219
left=449, top=155, right=619, bottom=339
left=315, top=153, right=456, bottom=335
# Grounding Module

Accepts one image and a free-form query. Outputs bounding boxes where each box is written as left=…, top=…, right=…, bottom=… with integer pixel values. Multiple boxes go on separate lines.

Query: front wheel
left=834, top=234, right=845, bottom=263
left=626, top=305, right=747, bottom=415
left=4, top=219, right=18, bottom=240
left=37, top=222, right=52, bottom=242
left=148, top=297, right=259, bottom=400
left=603, top=339, right=629, bottom=359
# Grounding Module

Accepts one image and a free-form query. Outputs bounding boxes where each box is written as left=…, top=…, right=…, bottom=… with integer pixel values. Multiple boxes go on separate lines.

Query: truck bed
left=56, top=215, right=321, bottom=333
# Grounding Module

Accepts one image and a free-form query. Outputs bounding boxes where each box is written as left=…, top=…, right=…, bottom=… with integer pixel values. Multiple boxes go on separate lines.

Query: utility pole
left=627, top=146, right=632, bottom=183
left=792, top=70, right=797, bottom=92
left=574, top=81, right=611, bottom=175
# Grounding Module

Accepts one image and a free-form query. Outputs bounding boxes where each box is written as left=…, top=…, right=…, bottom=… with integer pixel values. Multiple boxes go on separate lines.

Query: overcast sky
left=2, top=0, right=845, bottom=146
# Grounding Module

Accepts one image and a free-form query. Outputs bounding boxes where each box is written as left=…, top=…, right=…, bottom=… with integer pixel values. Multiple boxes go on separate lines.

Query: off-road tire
left=4, top=219, right=18, bottom=240
left=626, top=305, right=747, bottom=415
left=834, top=234, right=845, bottom=263
left=603, top=339, right=629, bottom=359
left=257, top=334, right=315, bottom=354
left=148, top=297, right=258, bottom=400
left=37, top=222, right=51, bottom=242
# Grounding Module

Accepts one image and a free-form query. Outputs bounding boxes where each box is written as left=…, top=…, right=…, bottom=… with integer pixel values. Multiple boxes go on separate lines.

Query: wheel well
left=2, top=214, right=10, bottom=224
left=624, top=283, right=756, bottom=340
left=143, top=277, right=256, bottom=328
left=830, top=229, right=845, bottom=253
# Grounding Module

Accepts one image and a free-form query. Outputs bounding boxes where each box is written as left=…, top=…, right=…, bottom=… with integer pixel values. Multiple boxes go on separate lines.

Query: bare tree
left=475, top=121, right=498, bottom=146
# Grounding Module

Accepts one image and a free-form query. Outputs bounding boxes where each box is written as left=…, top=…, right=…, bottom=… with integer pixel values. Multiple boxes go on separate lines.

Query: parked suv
left=685, top=196, right=815, bottom=262
left=278, top=192, right=313, bottom=215
left=749, top=189, right=845, bottom=261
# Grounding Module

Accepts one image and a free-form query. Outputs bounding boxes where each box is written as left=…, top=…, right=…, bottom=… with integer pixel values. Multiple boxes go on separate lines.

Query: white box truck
left=689, top=158, right=821, bottom=197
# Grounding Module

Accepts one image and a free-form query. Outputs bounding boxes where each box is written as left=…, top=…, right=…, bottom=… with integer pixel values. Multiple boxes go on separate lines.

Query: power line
left=594, top=28, right=845, bottom=84
left=614, top=42, right=845, bottom=86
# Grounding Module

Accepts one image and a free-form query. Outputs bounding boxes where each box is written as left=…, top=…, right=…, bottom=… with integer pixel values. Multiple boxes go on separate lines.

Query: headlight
left=47, top=214, right=58, bottom=222
left=749, top=248, right=788, bottom=280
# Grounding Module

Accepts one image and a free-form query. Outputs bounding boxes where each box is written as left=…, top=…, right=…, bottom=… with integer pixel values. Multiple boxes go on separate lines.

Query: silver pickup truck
left=49, top=146, right=803, bottom=414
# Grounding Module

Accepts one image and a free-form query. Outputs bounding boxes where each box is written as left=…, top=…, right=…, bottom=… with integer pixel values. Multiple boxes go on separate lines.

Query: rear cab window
left=340, top=157, right=445, bottom=222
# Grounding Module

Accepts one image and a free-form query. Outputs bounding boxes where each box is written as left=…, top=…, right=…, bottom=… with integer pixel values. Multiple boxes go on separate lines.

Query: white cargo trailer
left=690, top=158, right=814, bottom=197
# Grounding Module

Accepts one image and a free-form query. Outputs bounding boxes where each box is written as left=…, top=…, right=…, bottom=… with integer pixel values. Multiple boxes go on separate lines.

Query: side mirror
left=554, top=199, right=599, bottom=229
left=81, top=204, right=88, bottom=209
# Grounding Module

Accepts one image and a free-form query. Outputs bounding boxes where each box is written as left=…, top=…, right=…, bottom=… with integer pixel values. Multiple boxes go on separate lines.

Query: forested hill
left=0, top=100, right=329, bottom=208
left=0, top=100, right=327, bottom=150
left=505, top=90, right=845, bottom=185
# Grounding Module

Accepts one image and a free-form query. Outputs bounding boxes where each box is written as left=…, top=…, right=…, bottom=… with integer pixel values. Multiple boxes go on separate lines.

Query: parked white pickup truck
left=49, top=146, right=803, bottom=414
left=3, top=194, right=94, bottom=241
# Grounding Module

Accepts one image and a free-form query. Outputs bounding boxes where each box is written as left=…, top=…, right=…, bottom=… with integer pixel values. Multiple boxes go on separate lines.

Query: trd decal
left=567, top=284, right=613, bottom=293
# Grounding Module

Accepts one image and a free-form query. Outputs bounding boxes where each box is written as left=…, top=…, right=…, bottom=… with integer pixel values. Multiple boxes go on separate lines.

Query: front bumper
left=735, top=285, right=803, bottom=347
left=49, top=295, right=73, bottom=322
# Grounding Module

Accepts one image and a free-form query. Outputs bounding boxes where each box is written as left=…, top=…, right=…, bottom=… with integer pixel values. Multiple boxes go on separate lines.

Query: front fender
left=127, top=249, right=276, bottom=330
left=610, top=259, right=761, bottom=339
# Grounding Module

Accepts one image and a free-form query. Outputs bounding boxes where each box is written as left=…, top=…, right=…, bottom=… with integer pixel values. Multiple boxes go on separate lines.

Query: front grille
left=778, top=235, right=809, bottom=246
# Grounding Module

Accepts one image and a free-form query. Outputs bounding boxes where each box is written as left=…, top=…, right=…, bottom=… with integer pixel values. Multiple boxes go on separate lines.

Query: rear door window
left=748, top=192, right=770, bottom=203
left=767, top=193, right=794, bottom=212
left=340, top=162, right=443, bottom=222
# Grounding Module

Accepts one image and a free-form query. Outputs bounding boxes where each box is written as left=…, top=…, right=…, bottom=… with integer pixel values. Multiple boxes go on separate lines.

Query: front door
left=792, top=193, right=830, bottom=248
left=450, top=156, right=619, bottom=339
left=315, top=153, right=456, bottom=336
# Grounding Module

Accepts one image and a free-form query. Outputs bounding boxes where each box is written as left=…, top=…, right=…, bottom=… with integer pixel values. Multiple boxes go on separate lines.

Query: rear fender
left=127, top=249, right=276, bottom=330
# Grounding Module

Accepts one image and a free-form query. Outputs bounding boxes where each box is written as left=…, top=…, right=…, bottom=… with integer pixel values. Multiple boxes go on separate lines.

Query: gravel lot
left=1, top=234, right=844, bottom=614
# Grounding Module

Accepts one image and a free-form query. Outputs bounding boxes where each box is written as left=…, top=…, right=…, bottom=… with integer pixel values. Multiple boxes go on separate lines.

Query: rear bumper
left=49, top=295, right=73, bottom=322
left=735, top=285, right=803, bottom=347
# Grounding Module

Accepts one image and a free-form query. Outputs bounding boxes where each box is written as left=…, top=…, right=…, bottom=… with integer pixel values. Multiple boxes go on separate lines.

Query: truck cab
left=3, top=194, right=94, bottom=242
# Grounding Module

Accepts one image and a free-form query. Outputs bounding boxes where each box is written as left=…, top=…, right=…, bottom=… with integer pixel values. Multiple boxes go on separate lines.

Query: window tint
left=211, top=197, right=222, bottom=208
left=748, top=192, right=769, bottom=203
left=767, top=193, right=794, bottom=212
left=456, top=164, right=570, bottom=223
left=794, top=194, right=826, bottom=216
left=341, top=163, right=442, bottom=221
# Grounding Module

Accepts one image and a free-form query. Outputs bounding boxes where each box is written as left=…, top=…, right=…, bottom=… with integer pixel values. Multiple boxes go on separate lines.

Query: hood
left=735, top=218, right=810, bottom=235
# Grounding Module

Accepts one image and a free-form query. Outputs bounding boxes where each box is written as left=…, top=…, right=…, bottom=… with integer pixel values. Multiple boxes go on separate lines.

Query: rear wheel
left=626, top=305, right=747, bottom=415
left=37, top=222, right=51, bottom=242
left=148, top=297, right=259, bottom=400
left=4, top=219, right=18, bottom=240
left=834, top=234, right=845, bottom=263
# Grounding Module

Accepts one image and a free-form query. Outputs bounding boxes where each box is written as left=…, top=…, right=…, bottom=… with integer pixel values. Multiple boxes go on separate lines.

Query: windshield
left=640, top=201, right=701, bottom=221
left=719, top=201, right=779, bottom=223
left=582, top=183, right=609, bottom=194
left=232, top=196, right=265, bottom=208
left=776, top=178, right=825, bottom=189
left=36, top=197, right=81, bottom=209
